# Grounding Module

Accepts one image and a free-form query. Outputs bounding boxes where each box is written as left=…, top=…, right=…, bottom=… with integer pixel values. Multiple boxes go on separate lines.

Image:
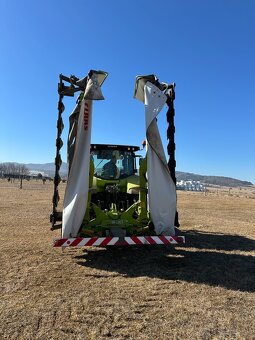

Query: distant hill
left=176, top=171, right=253, bottom=187
left=23, top=162, right=253, bottom=187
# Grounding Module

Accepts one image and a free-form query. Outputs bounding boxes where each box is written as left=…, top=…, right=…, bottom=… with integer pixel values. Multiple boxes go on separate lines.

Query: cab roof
left=91, top=144, right=140, bottom=152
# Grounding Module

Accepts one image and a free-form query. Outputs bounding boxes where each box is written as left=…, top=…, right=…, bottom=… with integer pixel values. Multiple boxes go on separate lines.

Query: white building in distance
left=176, top=180, right=205, bottom=191
left=28, top=170, right=49, bottom=177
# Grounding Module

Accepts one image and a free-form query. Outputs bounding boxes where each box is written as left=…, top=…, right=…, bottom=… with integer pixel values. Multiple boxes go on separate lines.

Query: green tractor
left=80, top=143, right=150, bottom=237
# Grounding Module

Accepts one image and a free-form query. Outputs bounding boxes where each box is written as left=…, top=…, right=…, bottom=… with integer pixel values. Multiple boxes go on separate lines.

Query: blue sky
left=0, top=0, right=254, bottom=183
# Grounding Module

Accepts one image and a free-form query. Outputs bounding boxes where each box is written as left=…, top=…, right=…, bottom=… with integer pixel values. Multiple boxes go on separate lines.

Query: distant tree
left=9, top=163, right=16, bottom=176
left=18, top=164, right=29, bottom=177
left=0, top=163, right=6, bottom=177
left=18, top=164, right=29, bottom=189
left=37, top=173, right=43, bottom=179
left=0, top=162, right=29, bottom=188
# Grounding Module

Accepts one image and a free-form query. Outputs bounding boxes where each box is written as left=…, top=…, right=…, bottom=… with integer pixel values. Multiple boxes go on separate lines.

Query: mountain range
left=24, top=162, right=253, bottom=187
left=175, top=171, right=253, bottom=187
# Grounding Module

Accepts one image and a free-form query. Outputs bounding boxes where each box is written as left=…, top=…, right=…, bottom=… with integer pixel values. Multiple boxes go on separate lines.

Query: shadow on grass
left=184, top=229, right=255, bottom=251
left=75, top=231, right=255, bottom=292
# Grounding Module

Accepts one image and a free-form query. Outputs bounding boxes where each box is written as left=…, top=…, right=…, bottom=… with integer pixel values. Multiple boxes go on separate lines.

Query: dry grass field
left=0, top=179, right=254, bottom=339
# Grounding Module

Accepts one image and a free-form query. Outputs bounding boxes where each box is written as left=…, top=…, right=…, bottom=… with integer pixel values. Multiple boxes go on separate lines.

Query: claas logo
left=84, top=102, right=89, bottom=130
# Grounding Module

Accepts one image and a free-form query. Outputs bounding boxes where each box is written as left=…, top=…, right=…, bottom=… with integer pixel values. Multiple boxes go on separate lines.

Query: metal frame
left=166, top=85, right=180, bottom=228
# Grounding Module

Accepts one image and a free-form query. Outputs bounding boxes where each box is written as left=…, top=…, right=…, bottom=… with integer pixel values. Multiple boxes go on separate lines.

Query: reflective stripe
left=53, top=236, right=185, bottom=247
left=151, top=236, right=164, bottom=244
left=125, top=237, right=136, bottom=245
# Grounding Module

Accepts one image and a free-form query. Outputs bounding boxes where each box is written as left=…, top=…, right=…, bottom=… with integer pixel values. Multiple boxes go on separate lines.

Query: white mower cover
left=62, top=99, right=92, bottom=238
left=144, top=82, right=176, bottom=236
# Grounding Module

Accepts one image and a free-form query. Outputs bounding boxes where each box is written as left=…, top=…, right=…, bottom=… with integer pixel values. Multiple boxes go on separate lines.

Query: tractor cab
left=91, top=144, right=140, bottom=180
